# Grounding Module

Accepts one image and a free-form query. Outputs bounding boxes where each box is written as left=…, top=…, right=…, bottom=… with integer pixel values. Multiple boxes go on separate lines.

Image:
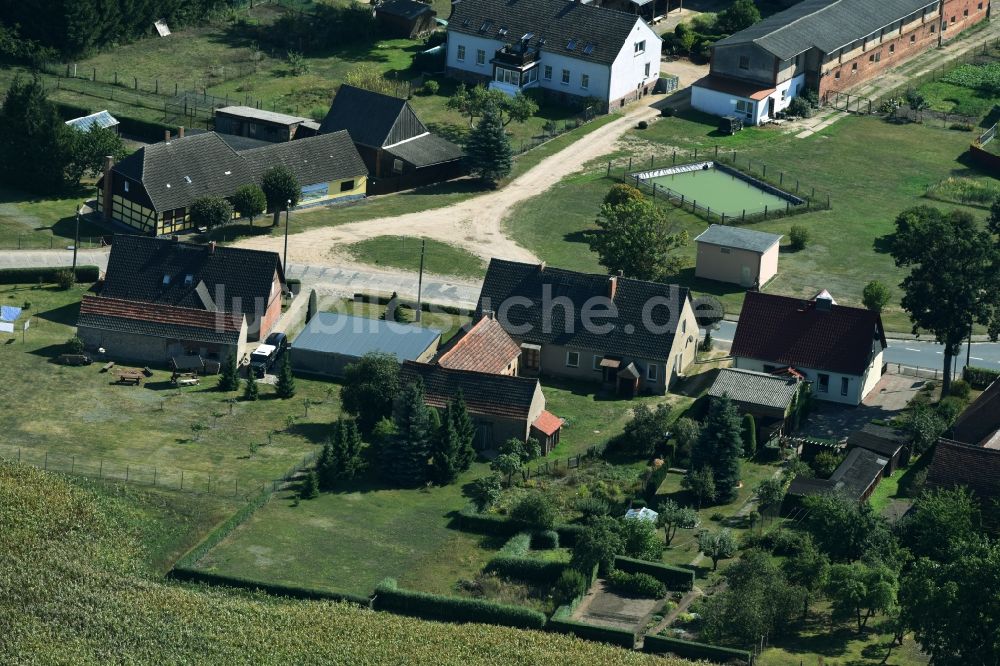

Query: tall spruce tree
left=316, top=437, right=336, bottom=491
left=691, top=395, right=743, bottom=503
left=0, top=76, right=72, bottom=194
left=218, top=354, right=239, bottom=392
left=275, top=353, right=296, bottom=399
left=465, top=99, right=513, bottom=186
left=387, top=379, right=435, bottom=486
left=429, top=405, right=461, bottom=486
left=337, top=417, right=365, bottom=480
left=451, top=390, right=477, bottom=471
left=243, top=376, right=259, bottom=401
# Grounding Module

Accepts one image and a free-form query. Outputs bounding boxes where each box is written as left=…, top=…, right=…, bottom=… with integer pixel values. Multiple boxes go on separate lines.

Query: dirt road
left=234, top=100, right=664, bottom=272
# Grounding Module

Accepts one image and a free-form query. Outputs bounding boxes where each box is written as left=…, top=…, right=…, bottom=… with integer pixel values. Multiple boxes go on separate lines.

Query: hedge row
left=373, top=581, right=547, bottom=630
left=963, top=365, right=1000, bottom=390
left=0, top=266, right=100, bottom=285
left=173, top=485, right=272, bottom=570
left=642, top=635, right=752, bottom=665
left=645, top=462, right=672, bottom=500
left=55, top=102, right=177, bottom=143
left=498, top=533, right=532, bottom=557
left=547, top=617, right=636, bottom=649
left=614, top=556, right=695, bottom=592
left=454, top=507, right=584, bottom=546
left=170, top=569, right=371, bottom=606
left=484, top=556, right=570, bottom=585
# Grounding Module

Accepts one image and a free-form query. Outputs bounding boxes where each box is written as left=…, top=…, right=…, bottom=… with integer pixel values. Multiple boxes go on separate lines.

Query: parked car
left=249, top=343, right=279, bottom=378
left=265, top=331, right=287, bottom=349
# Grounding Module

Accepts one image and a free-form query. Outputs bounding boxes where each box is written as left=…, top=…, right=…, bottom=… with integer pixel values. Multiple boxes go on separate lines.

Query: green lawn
left=345, top=235, right=486, bottom=280
left=0, top=185, right=110, bottom=249
left=0, top=283, right=340, bottom=488
left=193, top=462, right=498, bottom=597
left=506, top=113, right=994, bottom=332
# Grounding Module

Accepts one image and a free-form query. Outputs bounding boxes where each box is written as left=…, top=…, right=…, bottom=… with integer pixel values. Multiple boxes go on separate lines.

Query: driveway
left=798, top=372, right=924, bottom=439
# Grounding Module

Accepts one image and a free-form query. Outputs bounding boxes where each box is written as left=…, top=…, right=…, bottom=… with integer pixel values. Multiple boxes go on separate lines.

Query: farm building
left=731, top=291, right=886, bottom=406
left=214, top=106, right=320, bottom=143
left=96, top=130, right=366, bottom=235
left=707, top=368, right=806, bottom=444
left=785, top=446, right=888, bottom=508
left=76, top=234, right=283, bottom=362
left=694, top=224, right=782, bottom=288
left=845, top=423, right=911, bottom=475
left=445, top=0, right=662, bottom=112
left=375, top=0, right=437, bottom=38
left=291, top=312, right=441, bottom=378
left=401, top=360, right=563, bottom=453
left=435, top=312, right=521, bottom=376
left=65, top=110, right=119, bottom=134
left=319, top=84, right=465, bottom=194
left=476, top=259, right=699, bottom=395
left=692, top=0, right=989, bottom=124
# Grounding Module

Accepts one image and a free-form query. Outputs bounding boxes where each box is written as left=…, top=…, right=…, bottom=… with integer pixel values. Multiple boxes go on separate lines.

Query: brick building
left=692, top=0, right=990, bottom=124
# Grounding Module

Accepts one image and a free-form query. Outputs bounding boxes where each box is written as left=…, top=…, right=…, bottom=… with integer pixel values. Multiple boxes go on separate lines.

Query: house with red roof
left=436, top=312, right=521, bottom=376
left=730, top=291, right=886, bottom=405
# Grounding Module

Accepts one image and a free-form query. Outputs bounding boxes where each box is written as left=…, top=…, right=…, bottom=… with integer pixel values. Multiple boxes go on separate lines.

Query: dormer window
left=162, top=275, right=171, bottom=285
left=183, top=176, right=192, bottom=183
left=582, top=43, right=595, bottom=55
left=184, top=274, right=194, bottom=286
left=123, top=180, right=129, bottom=193
left=498, top=27, right=508, bottom=38
left=566, top=38, right=577, bottom=50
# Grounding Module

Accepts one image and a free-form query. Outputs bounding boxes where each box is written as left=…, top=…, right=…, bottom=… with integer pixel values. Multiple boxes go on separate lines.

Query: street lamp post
left=73, top=204, right=83, bottom=274
left=283, top=199, right=291, bottom=277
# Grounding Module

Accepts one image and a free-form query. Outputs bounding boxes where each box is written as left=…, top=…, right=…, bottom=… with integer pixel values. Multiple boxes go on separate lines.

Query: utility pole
left=283, top=199, right=291, bottom=278
left=416, top=238, right=425, bottom=323
left=966, top=320, right=973, bottom=370
left=73, top=204, right=82, bottom=274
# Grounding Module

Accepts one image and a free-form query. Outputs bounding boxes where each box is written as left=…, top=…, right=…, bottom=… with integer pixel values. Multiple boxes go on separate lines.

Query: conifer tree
left=695, top=396, right=743, bottom=503
left=218, top=354, right=239, bottom=392
left=338, top=417, right=366, bottom=480
left=742, top=413, right=757, bottom=458
left=451, top=389, right=477, bottom=471
left=465, top=99, right=513, bottom=186
left=300, top=470, right=319, bottom=499
left=430, top=405, right=461, bottom=486
left=275, top=353, right=296, bottom=399
left=387, top=379, right=435, bottom=486
left=243, top=376, right=259, bottom=401
left=316, top=437, right=336, bottom=491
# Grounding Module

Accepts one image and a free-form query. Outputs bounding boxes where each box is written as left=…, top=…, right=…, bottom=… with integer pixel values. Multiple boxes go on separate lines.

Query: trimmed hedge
left=547, top=617, right=636, bottom=649
left=614, top=556, right=695, bottom=592
left=170, top=569, right=371, bottom=606
left=532, top=529, right=559, bottom=549
left=963, top=365, right=1000, bottom=390
left=373, top=581, right=547, bottom=630
left=352, top=291, right=473, bottom=317
left=0, top=265, right=100, bottom=285
left=555, top=523, right=585, bottom=547
left=484, top=556, right=570, bottom=585
left=173, top=485, right=272, bottom=569
left=642, top=635, right=752, bottom=664
left=606, top=569, right=666, bottom=598
left=645, top=462, right=672, bottom=500
left=455, top=508, right=583, bottom=546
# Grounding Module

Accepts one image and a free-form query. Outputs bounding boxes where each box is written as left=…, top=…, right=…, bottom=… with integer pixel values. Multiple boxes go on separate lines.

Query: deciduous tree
left=189, top=196, right=234, bottom=231
left=232, top=184, right=266, bottom=225
left=657, top=499, right=699, bottom=546
left=571, top=516, right=624, bottom=574
left=261, top=165, right=300, bottom=226
left=341, top=352, right=401, bottom=434
left=717, top=0, right=761, bottom=33
left=588, top=199, right=688, bottom=281
left=862, top=280, right=891, bottom=313
left=698, top=528, right=737, bottom=571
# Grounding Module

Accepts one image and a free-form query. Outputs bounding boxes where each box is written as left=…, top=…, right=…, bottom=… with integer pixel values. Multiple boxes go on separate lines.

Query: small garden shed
left=694, top=224, right=782, bottom=288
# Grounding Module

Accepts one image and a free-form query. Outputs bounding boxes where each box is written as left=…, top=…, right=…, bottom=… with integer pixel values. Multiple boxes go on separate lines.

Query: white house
left=445, top=0, right=662, bottom=112
left=730, top=291, right=887, bottom=406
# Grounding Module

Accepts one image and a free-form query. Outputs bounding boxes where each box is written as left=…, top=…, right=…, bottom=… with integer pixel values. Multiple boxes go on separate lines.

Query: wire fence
left=611, top=147, right=832, bottom=225
left=0, top=235, right=108, bottom=250
left=0, top=444, right=318, bottom=500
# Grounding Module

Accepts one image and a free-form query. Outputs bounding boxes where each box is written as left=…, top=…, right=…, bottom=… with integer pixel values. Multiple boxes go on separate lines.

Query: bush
left=963, top=365, right=1000, bottom=389
left=937, top=396, right=967, bottom=425
left=498, top=533, right=532, bottom=558
left=787, top=96, right=813, bottom=118
left=372, top=580, right=546, bottom=629
left=483, top=557, right=569, bottom=585
left=0, top=265, right=99, bottom=285
left=607, top=569, right=667, bottom=598
left=65, top=335, right=85, bottom=354
left=54, top=269, right=74, bottom=290
left=532, top=530, right=559, bottom=549
left=510, top=492, right=557, bottom=530
left=575, top=497, right=610, bottom=518
left=554, top=568, right=589, bottom=602
left=613, top=556, right=694, bottom=591
left=423, top=79, right=440, bottom=95
left=637, top=120, right=648, bottom=130
left=789, top=225, right=809, bottom=250
left=949, top=379, right=972, bottom=399
left=811, top=450, right=844, bottom=479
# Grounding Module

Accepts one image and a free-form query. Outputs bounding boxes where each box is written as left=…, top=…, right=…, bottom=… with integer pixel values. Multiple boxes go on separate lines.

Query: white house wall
left=608, top=19, right=661, bottom=102
left=692, top=72, right=805, bottom=125
left=447, top=33, right=504, bottom=77
left=733, top=356, right=869, bottom=405
left=537, top=50, right=611, bottom=100
left=691, top=85, right=750, bottom=119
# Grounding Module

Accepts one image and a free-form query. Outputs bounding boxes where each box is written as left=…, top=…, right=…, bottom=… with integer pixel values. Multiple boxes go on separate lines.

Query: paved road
left=713, top=320, right=1000, bottom=370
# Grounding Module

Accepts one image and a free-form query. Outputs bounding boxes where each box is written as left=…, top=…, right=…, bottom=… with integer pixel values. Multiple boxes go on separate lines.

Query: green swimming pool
left=646, top=167, right=793, bottom=217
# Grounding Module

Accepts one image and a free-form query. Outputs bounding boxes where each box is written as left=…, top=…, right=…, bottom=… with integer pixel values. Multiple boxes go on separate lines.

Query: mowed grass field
left=0, top=283, right=340, bottom=488
left=505, top=113, right=993, bottom=332
left=345, top=235, right=487, bottom=280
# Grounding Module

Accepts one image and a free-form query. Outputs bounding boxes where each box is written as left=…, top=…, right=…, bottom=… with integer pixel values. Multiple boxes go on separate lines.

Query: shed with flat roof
left=290, top=312, right=441, bottom=378
left=694, top=224, right=783, bottom=287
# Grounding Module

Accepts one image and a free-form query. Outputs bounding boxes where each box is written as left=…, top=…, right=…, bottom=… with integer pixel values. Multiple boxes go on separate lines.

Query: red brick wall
left=256, top=271, right=283, bottom=341
left=818, top=0, right=989, bottom=97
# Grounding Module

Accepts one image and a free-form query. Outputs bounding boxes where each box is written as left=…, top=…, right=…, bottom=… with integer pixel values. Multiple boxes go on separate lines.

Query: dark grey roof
left=112, top=132, right=251, bottom=212
left=846, top=423, right=909, bottom=458
left=694, top=224, right=782, bottom=253
left=77, top=311, right=241, bottom=346
left=217, top=134, right=273, bottom=152
left=401, top=360, right=539, bottom=420
left=101, top=234, right=283, bottom=319
left=828, top=447, right=888, bottom=501
left=447, top=0, right=649, bottom=66
left=707, top=368, right=799, bottom=409
left=377, top=0, right=436, bottom=20
left=292, top=313, right=441, bottom=361
left=386, top=133, right=465, bottom=167
left=714, top=0, right=939, bottom=60
left=319, top=85, right=425, bottom=148
left=241, top=130, right=368, bottom=186
left=476, top=259, right=691, bottom=362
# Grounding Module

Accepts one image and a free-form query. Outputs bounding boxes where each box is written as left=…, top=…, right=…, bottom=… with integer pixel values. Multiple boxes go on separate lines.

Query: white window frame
left=456, top=45, right=466, bottom=62
left=644, top=62, right=651, bottom=77
left=543, top=65, right=552, bottom=80
left=123, top=180, right=129, bottom=193
left=646, top=364, right=658, bottom=381
left=580, top=73, right=589, bottom=89
left=565, top=351, right=580, bottom=368
left=561, top=69, right=570, bottom=85
left=634, top=40, right=646, bottom=55
left=476, top=49, right=486, bottom=66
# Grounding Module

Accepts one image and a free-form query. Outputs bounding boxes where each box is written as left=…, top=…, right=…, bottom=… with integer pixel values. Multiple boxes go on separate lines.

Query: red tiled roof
left=693, top=74, right=776, bottom=101
left=532, top=410, right=563, bottom=436
left=437, top=315, right=521, bottom=374
left=731, top=292, right=887, bottom=376
left=927, top=438, right=1000, bottom=500
left=79, top=295, right=243, bottom=332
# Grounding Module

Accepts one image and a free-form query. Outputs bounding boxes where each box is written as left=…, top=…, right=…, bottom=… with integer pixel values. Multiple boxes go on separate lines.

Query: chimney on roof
left=165, top=129, right=171, bottom=142
left=101, top=155, right=114, bottom=222
left=608, top=275, right=618, bottom=300
left=483, top=309, right=495, bottom=320
left=538, top=261, right=546, bottom=272
left=178, top=126, right=185, bottom=138
left=208, top=240, right=216, bottom=255
left=815, top=296, right=833, bottom=312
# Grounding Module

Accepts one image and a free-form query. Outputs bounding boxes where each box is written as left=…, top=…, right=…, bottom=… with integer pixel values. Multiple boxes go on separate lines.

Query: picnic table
left=116, top=370, right=143, bottom=386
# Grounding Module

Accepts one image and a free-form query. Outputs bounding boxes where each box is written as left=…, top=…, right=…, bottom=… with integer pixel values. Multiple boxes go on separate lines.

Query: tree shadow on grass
left=287, top=421, right=331, bottom=444
left=671, top=267, right=747, bottom=300
left=873, top=232, right=896, bottom=254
